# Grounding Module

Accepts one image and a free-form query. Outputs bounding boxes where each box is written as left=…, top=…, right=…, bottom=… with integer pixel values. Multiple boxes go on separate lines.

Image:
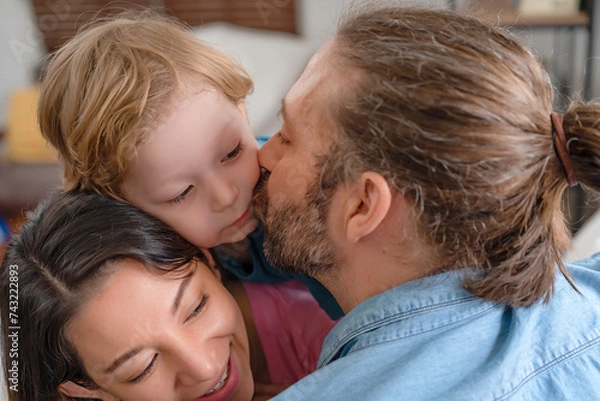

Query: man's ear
left=345, top=172, right=392, bottom=243
left=59, top=381, right=117, bottom=400
left=200, top=249, right=222, bottom=281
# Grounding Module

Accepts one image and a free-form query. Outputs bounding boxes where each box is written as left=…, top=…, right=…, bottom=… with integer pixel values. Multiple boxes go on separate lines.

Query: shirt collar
left=319, top=268, right=496, bottom=366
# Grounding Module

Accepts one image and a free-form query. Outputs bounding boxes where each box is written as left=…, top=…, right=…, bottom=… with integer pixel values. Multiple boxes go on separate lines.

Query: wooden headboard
left=30, top=0, right=298, bottom=53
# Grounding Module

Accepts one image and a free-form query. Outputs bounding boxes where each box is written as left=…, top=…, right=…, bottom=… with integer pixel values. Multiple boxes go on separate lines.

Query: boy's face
left=120, top=86, right=260, bottom=248
left=63, top=257, right=253, bottom=400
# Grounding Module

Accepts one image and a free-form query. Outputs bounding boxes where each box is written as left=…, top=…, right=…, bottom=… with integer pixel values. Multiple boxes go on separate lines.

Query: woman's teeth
left=206, top=365, right=229, bottom=394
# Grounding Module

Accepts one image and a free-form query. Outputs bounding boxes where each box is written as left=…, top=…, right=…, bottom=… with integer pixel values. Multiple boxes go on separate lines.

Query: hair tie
left=550, top=112, right=578, bottom=187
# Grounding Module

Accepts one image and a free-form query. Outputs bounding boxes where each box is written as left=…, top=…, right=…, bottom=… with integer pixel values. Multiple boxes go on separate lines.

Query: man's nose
left=258, top=135, right=282, bottom=172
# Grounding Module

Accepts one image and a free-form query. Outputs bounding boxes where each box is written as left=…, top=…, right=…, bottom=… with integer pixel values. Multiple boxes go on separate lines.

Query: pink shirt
left=242, top=280, right=338, bottom=385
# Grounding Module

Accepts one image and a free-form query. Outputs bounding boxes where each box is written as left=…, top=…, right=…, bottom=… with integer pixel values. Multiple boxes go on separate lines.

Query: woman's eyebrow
left=103, top=275, right=193, bottom=375
left=104, top=346, right=144, bottom=375
left=171, top=275, right=193, bottom=315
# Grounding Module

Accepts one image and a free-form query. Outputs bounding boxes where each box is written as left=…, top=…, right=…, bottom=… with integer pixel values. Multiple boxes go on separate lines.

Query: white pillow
left=192, top=23, right=314, bottom=137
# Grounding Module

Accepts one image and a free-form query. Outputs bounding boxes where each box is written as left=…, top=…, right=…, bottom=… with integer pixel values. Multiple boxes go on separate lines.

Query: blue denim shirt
left=272, top=254, right=600, bottom=400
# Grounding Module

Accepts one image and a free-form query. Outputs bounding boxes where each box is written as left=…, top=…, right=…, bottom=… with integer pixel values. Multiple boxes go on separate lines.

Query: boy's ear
left=345, top=172, right=392, bottom=243
left=59, top=381, right=118, bottom=400
left=200, top=249, right=222, bottom=281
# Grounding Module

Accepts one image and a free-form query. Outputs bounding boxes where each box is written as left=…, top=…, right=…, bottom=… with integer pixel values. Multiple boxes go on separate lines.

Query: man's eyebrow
left=277, top=99, right=288, bottom=122
left=103, top=275, right=193, bottom=375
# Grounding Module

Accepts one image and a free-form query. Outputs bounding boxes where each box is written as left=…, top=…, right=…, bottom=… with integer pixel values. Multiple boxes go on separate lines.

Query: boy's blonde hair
left=39, top=11, right=253, bottom=199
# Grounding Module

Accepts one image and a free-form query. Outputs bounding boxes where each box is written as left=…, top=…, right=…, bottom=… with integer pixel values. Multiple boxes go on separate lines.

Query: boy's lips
left=231, top=207, right=252, bottom=228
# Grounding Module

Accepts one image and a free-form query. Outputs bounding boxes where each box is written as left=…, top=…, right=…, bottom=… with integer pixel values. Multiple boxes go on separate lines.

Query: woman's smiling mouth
left=192, top=353, right=240, bottom=401
left=206, top=364, right=229, bottom=394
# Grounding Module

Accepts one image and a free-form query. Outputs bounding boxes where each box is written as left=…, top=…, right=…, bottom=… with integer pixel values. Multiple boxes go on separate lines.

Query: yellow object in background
left=6, top=86, right=57, bottom=163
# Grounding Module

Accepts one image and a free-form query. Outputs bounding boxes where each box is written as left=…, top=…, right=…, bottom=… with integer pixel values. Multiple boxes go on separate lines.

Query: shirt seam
left=321, top=296, right=495, bottom=364
left=495, top=332, right=600, bottom=400
left=342, top=301, right=500, bottom=358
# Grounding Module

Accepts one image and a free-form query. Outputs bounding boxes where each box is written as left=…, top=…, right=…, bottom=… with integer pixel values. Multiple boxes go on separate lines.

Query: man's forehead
left=286, top=38, right=339, bottom=105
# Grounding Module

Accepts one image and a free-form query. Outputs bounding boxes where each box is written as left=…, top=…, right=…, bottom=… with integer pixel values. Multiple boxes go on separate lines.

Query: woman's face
left=62, top=256, right=253, bottom=401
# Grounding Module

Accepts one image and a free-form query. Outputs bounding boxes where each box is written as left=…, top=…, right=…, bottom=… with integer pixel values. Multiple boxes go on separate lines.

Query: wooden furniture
left=30, top=0, right=298, bottom=54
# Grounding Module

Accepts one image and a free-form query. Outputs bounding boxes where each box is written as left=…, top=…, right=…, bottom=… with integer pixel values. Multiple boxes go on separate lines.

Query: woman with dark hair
left=1, top=190, right=252, bottom=400
left=0, top=191, right=335, bottom=401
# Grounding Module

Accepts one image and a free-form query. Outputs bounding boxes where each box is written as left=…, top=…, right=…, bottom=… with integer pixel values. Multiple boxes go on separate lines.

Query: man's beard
left=253, top=171, right=337, bottom=277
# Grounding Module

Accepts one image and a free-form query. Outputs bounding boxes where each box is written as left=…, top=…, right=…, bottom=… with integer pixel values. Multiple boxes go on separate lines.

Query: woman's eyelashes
left=222, top=141, right=243, bottom=162
left=169, top=185, right=193, bottom=205
left=186, top=294, right=210, bottom=323
left=128, top=354, right=159, bottom=384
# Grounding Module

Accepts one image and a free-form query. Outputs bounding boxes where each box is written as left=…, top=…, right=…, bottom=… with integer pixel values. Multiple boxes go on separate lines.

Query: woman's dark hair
left=0, top=190, right=201, bottom=400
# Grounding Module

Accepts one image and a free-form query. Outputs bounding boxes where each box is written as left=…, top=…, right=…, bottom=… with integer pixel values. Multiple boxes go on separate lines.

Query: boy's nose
left=209, top=179, right=238, bottom=211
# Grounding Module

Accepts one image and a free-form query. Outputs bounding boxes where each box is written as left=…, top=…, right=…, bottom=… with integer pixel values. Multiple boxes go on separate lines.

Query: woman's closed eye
left=128, top=354, right=159, bottom=384
left=186, top=294, right=209, bottom=323
left=222, top=142, right=243, bottom=162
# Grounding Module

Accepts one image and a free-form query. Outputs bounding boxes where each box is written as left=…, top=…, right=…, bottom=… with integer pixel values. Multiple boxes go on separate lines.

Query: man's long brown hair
left=323, top=7, right=600, bottom=306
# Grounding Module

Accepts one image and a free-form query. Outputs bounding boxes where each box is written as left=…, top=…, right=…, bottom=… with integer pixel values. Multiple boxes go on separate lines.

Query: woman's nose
left=175, top=343, right=223, bottom=387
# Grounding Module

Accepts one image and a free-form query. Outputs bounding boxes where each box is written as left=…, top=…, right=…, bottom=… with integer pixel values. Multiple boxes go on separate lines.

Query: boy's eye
left=169, top=186, right=192, bottom=204
left=222, top=142, right=243, bottom=162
